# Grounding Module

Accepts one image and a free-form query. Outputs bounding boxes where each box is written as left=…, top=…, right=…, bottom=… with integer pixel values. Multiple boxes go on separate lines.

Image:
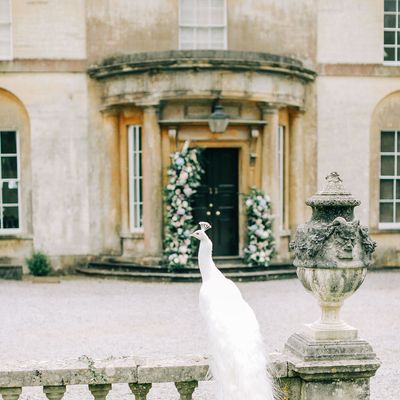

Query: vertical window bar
left=277, top=125, right=285, bottom=231
left=129, top=125, right=143, bottom=231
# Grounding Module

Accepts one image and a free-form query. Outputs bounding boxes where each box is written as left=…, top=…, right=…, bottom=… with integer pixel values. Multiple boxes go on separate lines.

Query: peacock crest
left=199, top=221, right=212, bottom=231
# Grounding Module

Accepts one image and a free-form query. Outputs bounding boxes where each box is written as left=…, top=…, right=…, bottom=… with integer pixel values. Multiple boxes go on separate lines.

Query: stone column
left=101, top=109, right=122, bottom=254
left=142, top=105, right=163, bottom=260
left=261, top=104, right=281, bottom=256
left=289, top=110, right=305, bottom=226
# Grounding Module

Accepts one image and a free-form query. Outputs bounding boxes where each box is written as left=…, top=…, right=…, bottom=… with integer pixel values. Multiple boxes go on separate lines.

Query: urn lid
left=306, top=172, right=361, bottom=208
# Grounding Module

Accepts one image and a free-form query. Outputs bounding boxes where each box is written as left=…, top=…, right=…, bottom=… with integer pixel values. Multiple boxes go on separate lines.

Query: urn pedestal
left=282, top=172, right=380, bottom=400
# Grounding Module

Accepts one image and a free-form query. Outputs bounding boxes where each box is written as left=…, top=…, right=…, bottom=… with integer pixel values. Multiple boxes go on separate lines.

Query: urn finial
left=290, top=173, right=376, bottom=340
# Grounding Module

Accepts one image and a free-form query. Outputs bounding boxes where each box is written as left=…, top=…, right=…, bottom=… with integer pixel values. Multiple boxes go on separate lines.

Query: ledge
left=88, top=50, right=316, bottom=82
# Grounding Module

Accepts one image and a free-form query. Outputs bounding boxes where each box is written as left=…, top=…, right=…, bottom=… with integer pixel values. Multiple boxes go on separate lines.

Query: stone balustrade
left=0, top=349, right=381, bottom=400
left=0, top=354, right=308, bottom=400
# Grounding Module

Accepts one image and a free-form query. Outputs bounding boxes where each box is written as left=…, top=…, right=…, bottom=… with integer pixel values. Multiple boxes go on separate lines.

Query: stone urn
left=289, top=172, right=376, bottom=340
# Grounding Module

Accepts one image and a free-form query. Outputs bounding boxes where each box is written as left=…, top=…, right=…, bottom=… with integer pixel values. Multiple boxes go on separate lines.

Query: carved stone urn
left=289, top=172, right=376, bottom=340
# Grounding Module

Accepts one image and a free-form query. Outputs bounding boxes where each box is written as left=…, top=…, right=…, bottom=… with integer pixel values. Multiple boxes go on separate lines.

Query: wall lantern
left=208, top=103, right=229, bottom=133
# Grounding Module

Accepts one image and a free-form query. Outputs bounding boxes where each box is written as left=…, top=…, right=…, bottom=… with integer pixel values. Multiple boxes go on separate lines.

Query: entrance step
left=76, top=259, right=296, bottom=282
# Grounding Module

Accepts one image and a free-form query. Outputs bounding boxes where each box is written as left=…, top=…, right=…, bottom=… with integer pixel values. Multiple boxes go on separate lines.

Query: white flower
left=177, top=208, right=185, bottom=215
left=176, top=157, right=184, bottom=166
left=245, top=199, right=253, bottom=207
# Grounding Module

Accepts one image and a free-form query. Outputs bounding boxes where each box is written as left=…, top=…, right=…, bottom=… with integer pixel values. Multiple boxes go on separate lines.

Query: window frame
left=178, top=0, right=228, bottom=50
left=378, top=130, right=400, bottom=229
left=0, top=0, right=12, bottom=61
left=277, top=124, right=288, bottom=232
left=128, top=125, right=143, bottom=233
left=383, top=0, right=400, bottom=65
left=0, top=130, right=21, bottom=234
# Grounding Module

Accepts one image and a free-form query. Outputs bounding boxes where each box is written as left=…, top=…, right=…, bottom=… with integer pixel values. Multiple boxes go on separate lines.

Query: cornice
left=88, top=50, right=316, bottom=82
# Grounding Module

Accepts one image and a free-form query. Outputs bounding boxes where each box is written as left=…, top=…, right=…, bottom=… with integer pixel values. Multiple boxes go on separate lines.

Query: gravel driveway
left=0, top=271, right=398, bottom=399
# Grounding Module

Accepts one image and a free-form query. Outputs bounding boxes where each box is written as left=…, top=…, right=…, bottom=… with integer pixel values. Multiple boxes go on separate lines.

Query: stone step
left=76, top=264, right=296, bottom=282
left=86, top=260, right=293, bottom=274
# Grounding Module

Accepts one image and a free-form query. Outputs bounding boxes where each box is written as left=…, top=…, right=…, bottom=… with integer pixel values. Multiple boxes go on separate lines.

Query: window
left=128, top=125, right=143, bottom=231
left=379, top=131, right=400, bottom=228
left=0, top=0, right=12, bottom=60
left=0, top=131, right=20, bottom=232
left=179, top=0, right=227, bottom=50
left=384, top=0, right=400, bottom=63
left=277, top=125, right=287, bottom=231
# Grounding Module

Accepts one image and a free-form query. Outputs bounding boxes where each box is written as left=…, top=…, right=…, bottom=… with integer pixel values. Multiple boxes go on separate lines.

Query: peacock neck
left=198, top=239, right=219, bottom=281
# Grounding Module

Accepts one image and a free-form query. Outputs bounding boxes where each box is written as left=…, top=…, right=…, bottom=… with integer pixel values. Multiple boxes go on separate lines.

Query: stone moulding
left=289, top=217, right=377, bottom=268
left=87, top=50, right=316, bottom=82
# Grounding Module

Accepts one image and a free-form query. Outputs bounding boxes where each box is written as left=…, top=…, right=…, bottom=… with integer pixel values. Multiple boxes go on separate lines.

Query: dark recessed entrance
left=193, top=148, right=239, bottom=256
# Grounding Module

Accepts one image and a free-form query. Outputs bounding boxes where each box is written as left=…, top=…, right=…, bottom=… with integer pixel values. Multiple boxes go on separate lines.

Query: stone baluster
left=175, top=381, right=198, bottom=400
left=128, top=383, right=152, bottom=400
left=0, top=388, right=22, bottom=400
left=43, top=385, right=66, bottom=400
left=88, top=384, right=112, bottom=400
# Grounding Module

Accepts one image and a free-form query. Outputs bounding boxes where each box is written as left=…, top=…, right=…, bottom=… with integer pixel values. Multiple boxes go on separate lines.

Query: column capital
left=100, top=105, right=121, bottom=117
left=258, top=102, right=284, bottom=118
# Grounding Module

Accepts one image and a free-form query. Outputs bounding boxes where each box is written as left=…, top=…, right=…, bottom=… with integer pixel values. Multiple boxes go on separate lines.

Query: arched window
left=370, top=92, right=400, bottom=229
left=0, top=88, right=31, bottom=235
left=179, top=0, right=227, bottom=50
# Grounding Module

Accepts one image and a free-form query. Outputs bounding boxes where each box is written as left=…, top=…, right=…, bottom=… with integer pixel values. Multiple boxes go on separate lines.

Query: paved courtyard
left=0, top=271, right=398, bottom=399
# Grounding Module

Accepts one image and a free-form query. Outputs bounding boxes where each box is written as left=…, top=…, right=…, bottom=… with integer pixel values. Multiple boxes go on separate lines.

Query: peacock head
left=190, top=221, right=212, bottom=242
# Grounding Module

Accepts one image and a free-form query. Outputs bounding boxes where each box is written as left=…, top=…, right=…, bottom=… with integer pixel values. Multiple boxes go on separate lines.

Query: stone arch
left=369, top=90, right=400, bottom=230
left=0, top=87, right=33, bottom=261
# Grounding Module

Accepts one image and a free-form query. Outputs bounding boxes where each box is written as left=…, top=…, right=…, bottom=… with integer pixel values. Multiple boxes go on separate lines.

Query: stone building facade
left=0, top=0, right=398, bottom=269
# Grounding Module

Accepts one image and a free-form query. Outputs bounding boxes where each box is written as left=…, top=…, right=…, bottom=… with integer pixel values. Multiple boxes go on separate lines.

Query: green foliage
left=243, top=187, right=276, bottom=267
left=163, top=144, right=204, bottom=270
left=26, top=251, right=52, bottom=276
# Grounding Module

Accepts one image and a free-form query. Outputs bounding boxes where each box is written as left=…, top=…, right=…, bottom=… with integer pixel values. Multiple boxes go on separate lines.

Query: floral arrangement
left=163, top=143, right=203, bottom=270
left=243, top=187, right=275, bottom=267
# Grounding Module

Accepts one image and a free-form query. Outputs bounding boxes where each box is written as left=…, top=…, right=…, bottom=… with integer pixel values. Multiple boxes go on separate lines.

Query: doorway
left=193, top=148, right=239, bottom=256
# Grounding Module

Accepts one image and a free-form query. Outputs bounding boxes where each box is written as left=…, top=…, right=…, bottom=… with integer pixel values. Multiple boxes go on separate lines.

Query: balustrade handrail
left=0, top=354, right=289, bottom=400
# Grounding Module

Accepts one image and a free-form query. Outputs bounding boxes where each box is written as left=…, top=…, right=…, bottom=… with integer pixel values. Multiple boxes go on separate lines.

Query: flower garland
left=243, top=187, right=276, bottom=267
left=163, top=144, right=203, bottom=270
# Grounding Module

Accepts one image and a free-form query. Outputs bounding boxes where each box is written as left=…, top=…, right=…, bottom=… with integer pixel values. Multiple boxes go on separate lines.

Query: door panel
left=193, top=148, right=239, bottom=256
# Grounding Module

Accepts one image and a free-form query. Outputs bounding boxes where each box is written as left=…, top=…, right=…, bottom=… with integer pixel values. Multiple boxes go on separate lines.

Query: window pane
left=385, top=14, right=396, bottom=28
left=197, top=27, right=209, bottom=47
left=2, top=206, right=19, bottom=229
left=397, top=203, right=400, bottom=222
left=397, top=180, right=400, bottom=199
left=380, top=180, right=394, bottom=199
left=380, top=203, right=394, bottom=222
left=384, top=46, right=396, bottom=61
left=1, top=156, right=17, bottom=178
left=1, top=131, right=16, bottom=154
left=211, top=27, right=224, bottom=42
left=381, top=131, right=395, bottom=152
left=211, top=5, right=224, bottom=25
left=385, top=0, right=397, bottom=11
left=180, top=27, right=195, bottom=43
left=381, top=155, right=395, bottom=175
left=198, top=0, right=209, bottom=25
left=180, top=0, right=195, bottom=24
left=397, top=47, right=400, bottom=60
left=398, top=132, right=400, bottom=151
left=2, top=182, right=18, bottom=203
left=385, top=31, right=396, bottom=45
left=398, top=156, right=400, bottom=175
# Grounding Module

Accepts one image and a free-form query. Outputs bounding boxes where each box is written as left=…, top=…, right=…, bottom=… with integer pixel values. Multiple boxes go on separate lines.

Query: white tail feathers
left=199, top=221, right=211, bottom=231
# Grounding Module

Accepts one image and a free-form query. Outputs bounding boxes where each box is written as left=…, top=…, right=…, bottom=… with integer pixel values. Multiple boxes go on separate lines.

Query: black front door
left=193, top=148, right=239, bottom=256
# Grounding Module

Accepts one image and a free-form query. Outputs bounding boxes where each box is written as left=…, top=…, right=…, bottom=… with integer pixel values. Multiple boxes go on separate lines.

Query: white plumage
left=191, top=222, right=274, bottom=400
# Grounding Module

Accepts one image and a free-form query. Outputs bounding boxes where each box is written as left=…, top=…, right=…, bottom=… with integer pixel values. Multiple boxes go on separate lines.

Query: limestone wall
left=12, top=0, right=86, bottom=59
left=86, top=0, right=316, bottom=66
left=318, top=0, right=382, bottom=64
left=0, top=74, right=89, bottom=268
